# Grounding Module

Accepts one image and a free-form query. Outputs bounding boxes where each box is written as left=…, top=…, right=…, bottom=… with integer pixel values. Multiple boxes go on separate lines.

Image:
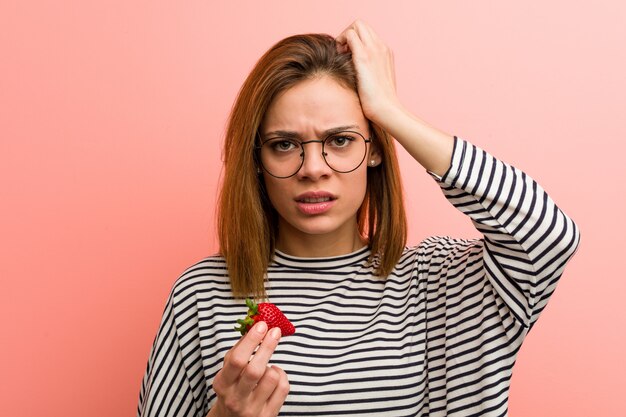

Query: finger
left=337, top=19, right=373, bottom=46
left=335, top=28, right=350, bottom=49
left=346, top=30, right=367, bottom=64
left=249, top=365, right=281, bottom=404
left=351, top=19, right=375, bottom=46
left=236, top=326, right=282, bottom=394
left=227, top=331, right=247, bottom=351
left=343, top=29, right=366, bottom=60
left=335, top=39, right=349, bottom=54
left=335, top=20, right=359, bottom=47
left=220, top=321, right=268, bottom=384
left=261, top=366, right=290, bottom=417
left=220, top=335, right=247, bottom=371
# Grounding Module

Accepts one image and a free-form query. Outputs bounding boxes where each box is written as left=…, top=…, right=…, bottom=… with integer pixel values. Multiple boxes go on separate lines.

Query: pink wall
left=1, top=1, right=624, bottom=416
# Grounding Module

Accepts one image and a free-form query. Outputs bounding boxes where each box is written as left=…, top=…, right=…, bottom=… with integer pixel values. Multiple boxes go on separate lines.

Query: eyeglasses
left=256, top=130, right=372, bottom=179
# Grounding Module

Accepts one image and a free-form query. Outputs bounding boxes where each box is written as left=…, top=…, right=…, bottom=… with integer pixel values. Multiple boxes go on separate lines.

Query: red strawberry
left=235, top=298, right=296, bottom=337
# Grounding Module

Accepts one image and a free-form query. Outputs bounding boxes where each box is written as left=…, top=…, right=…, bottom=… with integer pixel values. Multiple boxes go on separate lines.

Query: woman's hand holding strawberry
left=208, top=321, right=289, bottom=417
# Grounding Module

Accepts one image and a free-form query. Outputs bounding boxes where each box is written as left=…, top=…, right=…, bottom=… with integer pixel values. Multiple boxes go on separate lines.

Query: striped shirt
left=137, top=136, right=581, bottom=417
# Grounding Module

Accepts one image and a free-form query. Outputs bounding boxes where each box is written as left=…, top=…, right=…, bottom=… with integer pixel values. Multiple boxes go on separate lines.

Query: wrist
left=366, top=98, right=408, bottom=132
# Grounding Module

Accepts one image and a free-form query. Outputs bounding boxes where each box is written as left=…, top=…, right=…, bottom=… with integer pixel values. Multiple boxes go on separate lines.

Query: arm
left=137, top=289, right=206, bottom=417
left=336, top=19, right=581, bottom=329
left=360, top=49, right=581, bottom=328
left=381, top=100, right=582, bottom=328
left=423, top=135, right=581, bottom=329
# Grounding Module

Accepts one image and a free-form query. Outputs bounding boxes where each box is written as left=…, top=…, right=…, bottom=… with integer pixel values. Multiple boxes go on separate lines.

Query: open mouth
left=296, top=196, right=336, bottom=203
left=294, top=193, right=337, bottom=215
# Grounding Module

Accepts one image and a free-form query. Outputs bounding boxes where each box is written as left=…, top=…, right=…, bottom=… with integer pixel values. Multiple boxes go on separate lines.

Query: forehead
left=261, top=75, right=366, bottom=137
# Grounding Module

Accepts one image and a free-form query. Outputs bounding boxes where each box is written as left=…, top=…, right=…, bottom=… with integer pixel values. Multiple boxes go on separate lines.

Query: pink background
left=1, top=1, right=624, bottom=416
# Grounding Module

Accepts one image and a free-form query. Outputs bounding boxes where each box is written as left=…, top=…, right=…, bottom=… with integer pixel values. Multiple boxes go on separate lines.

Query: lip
left=294, top=191, right=337, bottom=202
left=294, top=191, right=337, bottom=215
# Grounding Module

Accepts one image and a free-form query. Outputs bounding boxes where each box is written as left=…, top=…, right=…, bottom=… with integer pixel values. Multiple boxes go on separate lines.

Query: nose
left=297, top=140, right=332, bottom=180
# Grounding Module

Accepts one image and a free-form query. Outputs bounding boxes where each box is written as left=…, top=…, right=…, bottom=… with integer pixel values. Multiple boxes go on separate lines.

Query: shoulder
left=169, top=253, right=231, bottom=302
left=404, top=235, right=484, bottom=263
left=417, top=235, right=482, bottom=249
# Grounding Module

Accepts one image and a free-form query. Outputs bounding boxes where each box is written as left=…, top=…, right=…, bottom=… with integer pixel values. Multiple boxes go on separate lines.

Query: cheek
left=262, top=176, right=289, bottom=212
left=343, top=169, right=369, bottom=204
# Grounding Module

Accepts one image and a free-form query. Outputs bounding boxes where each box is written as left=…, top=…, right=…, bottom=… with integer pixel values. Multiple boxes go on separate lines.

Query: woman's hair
left=217, top=33, right=407, bottom=299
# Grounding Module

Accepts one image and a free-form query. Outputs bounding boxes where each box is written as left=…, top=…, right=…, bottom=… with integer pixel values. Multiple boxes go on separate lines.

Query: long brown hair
left=217, top=33, right=407, bottom=299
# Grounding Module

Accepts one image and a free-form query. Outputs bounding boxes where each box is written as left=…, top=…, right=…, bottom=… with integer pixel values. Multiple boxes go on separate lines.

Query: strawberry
left=235, top=298, right=296, bottom=337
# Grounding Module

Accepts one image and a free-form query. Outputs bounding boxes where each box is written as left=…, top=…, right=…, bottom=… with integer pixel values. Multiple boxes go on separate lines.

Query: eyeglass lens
left=259, top=131, right=369, bottom=178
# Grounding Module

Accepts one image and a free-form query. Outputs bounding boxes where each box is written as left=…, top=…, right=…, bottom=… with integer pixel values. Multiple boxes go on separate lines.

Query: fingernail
left=255, top=321, right=267, bottom=333
left=269, top=327, right=281, bottom=340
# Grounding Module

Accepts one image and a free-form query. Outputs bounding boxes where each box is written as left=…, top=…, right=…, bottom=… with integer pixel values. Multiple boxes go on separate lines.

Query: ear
left=367, top=142, right=383, bottom=167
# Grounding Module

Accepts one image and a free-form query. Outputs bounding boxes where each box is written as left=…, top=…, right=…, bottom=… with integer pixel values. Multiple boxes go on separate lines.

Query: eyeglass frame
left=254, top=130, right=373, bottom=179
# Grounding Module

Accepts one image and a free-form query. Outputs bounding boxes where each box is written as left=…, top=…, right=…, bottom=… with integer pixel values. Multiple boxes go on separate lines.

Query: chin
left=292, top=221, right=340, bottom=236
left=285, top=215, right=355, bottom=237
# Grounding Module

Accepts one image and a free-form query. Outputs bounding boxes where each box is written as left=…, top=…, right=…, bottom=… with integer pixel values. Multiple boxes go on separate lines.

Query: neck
left=275, top=221, right=368, bottom=258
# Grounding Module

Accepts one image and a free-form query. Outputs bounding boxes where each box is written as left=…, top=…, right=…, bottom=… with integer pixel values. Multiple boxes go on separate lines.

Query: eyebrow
left=262, top=125, right=360, bottom=139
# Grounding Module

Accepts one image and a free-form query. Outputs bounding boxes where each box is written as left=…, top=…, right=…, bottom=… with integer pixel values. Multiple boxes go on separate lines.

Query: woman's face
left=259, top=75, right=380, bottom=251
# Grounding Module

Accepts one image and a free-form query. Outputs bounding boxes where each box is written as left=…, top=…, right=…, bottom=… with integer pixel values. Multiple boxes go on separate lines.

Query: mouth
left=294, top=192, right=337, bottom=215
left=294, top=191, right=338, bottom=203
left=295, top=196, right=336, bottom=203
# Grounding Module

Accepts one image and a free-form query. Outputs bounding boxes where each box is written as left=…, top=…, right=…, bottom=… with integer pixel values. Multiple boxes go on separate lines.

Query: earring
left=370, top=160, right=376, bottom=166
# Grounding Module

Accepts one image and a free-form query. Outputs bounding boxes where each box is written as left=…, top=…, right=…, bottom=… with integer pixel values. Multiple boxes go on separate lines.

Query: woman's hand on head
left=335, top=19, right=404, bottom=126
left=207, top=321, right=289, bottom=417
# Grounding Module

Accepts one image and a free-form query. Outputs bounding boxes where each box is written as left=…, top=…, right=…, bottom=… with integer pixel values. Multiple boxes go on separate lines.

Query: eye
left=268, top=139, right=298, bottom=152
left=326, top=134, right=356, bottom=148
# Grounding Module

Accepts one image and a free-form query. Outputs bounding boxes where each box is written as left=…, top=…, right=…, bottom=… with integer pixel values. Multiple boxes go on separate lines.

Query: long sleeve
left=137, top=284, right=207, bottom=417
left=426, top=136, right=581, bottom=331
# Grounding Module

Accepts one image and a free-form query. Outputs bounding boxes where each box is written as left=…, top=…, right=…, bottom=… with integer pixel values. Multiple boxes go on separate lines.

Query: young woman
left=137, top=20, right=580, bottom=417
